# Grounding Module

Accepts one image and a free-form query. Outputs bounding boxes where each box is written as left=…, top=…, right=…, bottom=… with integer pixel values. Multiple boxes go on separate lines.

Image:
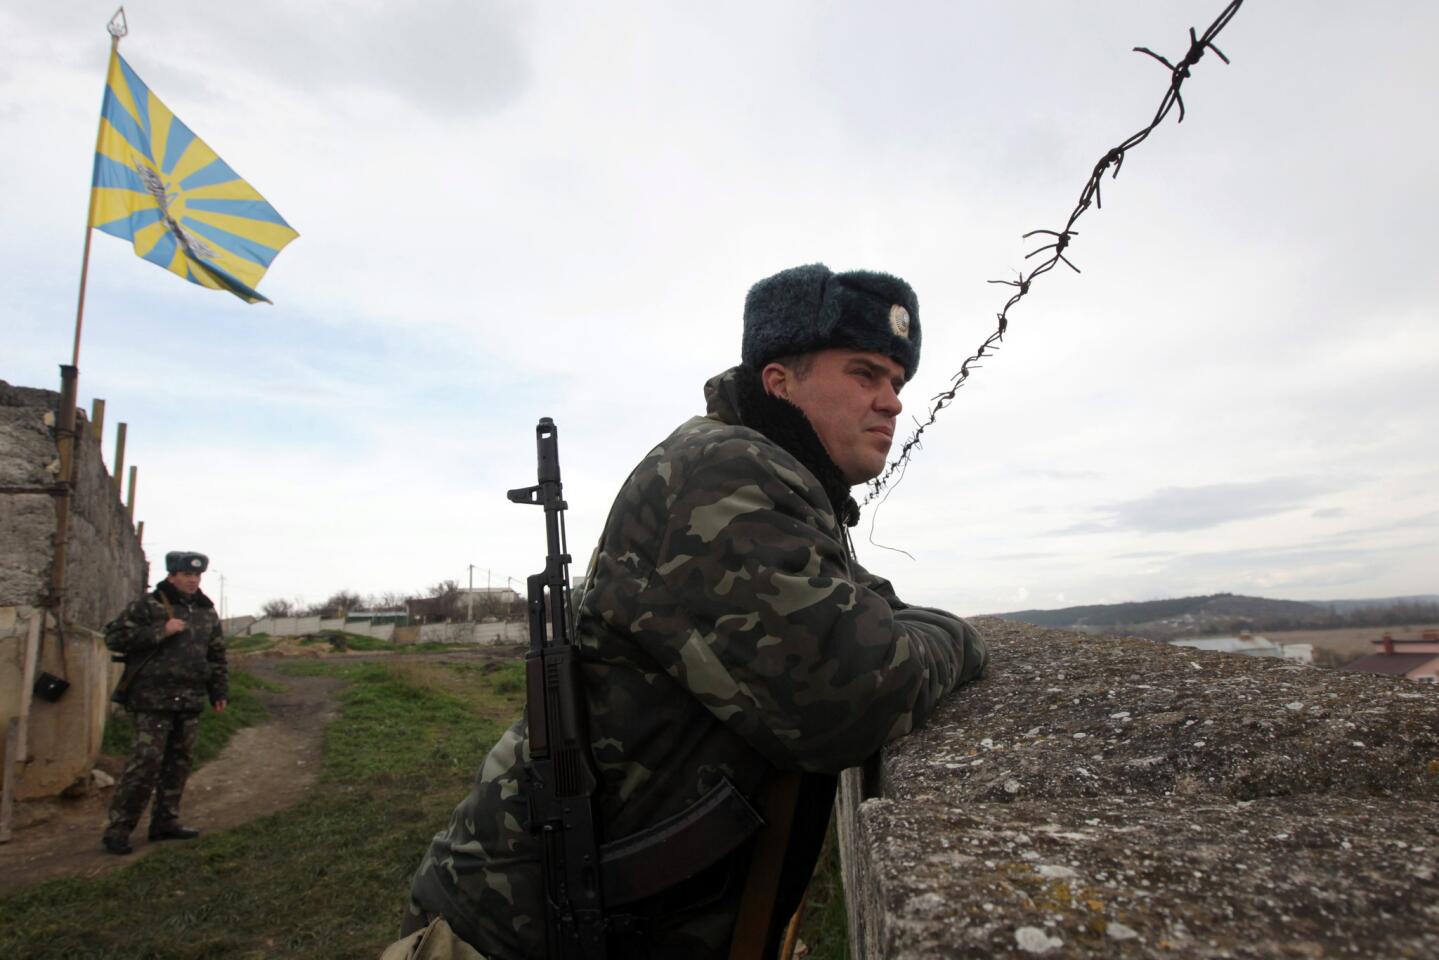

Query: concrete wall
left=221, top=615, right=257, bottom=636
left=243, top=616, right=394, bottom=641
left=836, top=617, right=1439, bottom=958
left=244, top=615, right=323, bottom=636
left=0, top=613, right=117, bottom=799
left=1, top=380, right=146, bottom=799
left=416, top=621, right=525, bottom=645
left=350, top=622, right=394, bottom=641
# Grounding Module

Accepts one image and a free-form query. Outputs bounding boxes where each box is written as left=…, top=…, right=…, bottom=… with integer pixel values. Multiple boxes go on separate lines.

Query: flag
left=89, top=50, right=297, bottom=304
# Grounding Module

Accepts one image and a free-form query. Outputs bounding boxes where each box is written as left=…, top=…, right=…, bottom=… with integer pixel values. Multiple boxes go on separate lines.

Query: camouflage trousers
left=105, top=709, right=201, bottom=837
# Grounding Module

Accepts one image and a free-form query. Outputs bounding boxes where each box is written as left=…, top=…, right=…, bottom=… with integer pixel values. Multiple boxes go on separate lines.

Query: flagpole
left=72, top=8, right=127, bottom=368
left=47, top=8, right=130, bottom=678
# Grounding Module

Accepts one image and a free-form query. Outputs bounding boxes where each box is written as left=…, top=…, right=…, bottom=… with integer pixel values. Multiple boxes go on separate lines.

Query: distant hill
left=1310, top=595, right=1439, bottom=612
left=993, top=593, right=1439, bottom=638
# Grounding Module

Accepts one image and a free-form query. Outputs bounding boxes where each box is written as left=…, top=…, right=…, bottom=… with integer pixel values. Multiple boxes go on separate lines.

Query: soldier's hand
left=213, top=699, right=229, bottom=713
left=162, top=618, right=187, bottom=637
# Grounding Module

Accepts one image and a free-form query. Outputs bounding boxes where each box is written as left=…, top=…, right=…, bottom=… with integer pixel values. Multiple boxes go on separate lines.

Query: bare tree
left=261, top=598, right=296, bottom=618
left=424, top=580, right=462, bottom=622
left=307, top=589, right=365, bottom=619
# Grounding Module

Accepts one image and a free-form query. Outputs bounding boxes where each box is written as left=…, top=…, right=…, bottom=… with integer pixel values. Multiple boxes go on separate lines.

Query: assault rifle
left=507, top=417, right=609, bottom=959
left=507, top=418, right=775, bottom=957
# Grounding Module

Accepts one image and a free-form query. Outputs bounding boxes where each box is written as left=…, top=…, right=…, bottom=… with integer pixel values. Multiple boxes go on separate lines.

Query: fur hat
left=165, top=551, right=208, bottom=574
left=741, top=263, right=921, bottom=381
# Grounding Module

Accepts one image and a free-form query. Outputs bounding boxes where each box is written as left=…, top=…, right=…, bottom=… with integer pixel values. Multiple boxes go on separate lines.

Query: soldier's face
left=763, top=349, right=904, bottom=485
left=168, top=571, right=202, bottom=594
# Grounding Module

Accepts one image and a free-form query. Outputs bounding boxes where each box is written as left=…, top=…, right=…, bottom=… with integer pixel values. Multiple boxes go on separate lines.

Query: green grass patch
left=286, top=631, right=495, bottom=655
left=4, top=658, right=525, bottom=959
left=795, top=823, right=850, bottom=959
left=100, top=670, right=274, bottom=767
left=225, top=633, right=275, bottom=654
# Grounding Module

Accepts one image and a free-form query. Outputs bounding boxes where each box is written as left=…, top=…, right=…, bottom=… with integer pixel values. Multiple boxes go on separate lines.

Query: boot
left=102, top=832, right=133, bottom=855
left=148, top=820, right=201, bottom=841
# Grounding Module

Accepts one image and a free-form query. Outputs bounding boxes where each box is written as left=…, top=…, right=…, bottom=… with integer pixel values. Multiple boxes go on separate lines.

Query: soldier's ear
left=760, top=363, right=791, bottom=401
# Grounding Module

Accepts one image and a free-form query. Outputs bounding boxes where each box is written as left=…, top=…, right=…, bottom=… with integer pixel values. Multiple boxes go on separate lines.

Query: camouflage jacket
left=410, top=366, right=988, bottom=959
left=104, top=580, right=228, bottom=712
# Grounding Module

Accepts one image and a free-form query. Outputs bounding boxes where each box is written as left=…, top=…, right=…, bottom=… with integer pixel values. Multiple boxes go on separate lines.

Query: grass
left=318, top=631, right=470, bottom=654
left=794, top=824, right=850, bottom=959
left=11, top=654, right=851, bottom=958
left=3, top=658, right=525, bottom=960
left=225, top=633, right=276, bottom=654
left=239, top=630, right=507, bottom=656
left=100, top=670, right=277, bottom=767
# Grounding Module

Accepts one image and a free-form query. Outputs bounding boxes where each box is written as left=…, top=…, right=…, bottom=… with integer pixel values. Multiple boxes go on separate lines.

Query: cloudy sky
left=5, top=1, right=1436, bottom=619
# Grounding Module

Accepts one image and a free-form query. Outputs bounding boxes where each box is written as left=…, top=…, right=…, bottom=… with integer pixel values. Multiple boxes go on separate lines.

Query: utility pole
left=467, top=564, right=475, bottom=622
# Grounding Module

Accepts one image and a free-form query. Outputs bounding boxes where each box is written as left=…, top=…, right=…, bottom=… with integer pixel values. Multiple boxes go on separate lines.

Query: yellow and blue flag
left=89, top=50, right=297, bottom=304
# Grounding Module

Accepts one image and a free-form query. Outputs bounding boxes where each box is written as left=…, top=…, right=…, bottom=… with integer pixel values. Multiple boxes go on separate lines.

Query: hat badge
left=190, top=558, right=203, bottom=569
left=889, top=304, right=911, bottom=339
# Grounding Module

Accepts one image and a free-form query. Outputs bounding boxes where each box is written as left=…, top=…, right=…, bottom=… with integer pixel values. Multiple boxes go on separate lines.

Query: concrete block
left=836, top=618, right=1439, bottom=958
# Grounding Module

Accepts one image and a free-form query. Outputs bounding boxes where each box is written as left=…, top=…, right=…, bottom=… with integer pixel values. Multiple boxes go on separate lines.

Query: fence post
left=0, top=718, right=19, bottom=843
left=90, top=398, right=106, bottom=447
left=113, top=422, right=127, bottom=496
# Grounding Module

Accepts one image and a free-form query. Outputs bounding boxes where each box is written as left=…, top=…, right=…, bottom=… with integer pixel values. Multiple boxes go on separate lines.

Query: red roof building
left=1339, top=630, right=1439, bottom=683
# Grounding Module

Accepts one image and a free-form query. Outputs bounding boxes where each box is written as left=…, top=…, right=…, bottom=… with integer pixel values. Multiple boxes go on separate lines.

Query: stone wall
left=836, top=617, right=1439, bottom=958
left=0, top=382, right=62, bottom=611
left=1, top=379, right=146, bottom=799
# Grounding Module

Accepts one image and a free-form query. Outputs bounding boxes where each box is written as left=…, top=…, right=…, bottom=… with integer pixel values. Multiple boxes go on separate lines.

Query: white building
left=1169, top=633, right=1313, bottom=664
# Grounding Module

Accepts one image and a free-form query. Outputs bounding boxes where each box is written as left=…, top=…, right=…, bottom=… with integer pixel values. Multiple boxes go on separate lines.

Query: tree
left=377, top=590, right=410, bottom=610
left=261, top=598, right=296, bottom=618
left=425, top=580, right=462, bottom=622
left=309, top=589, right=365, bottom=619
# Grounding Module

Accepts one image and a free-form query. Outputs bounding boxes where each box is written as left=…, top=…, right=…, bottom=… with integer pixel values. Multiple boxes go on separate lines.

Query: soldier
left=101, top=550, right=229, bottom=855
left=399, top=264, right=989, bottom=959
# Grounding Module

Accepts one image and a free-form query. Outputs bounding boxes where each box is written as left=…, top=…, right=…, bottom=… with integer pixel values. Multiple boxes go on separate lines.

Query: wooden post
left=49, top=365, right=80, bottom=613
left=90, top=398, right=106, bottom=446
left=17, top=613, right=43, bottom=765
left=126, top=465, right=137, bottom=520
left=0, top=718, right=18, bottom=843
left=113, top=422, right=127, bottom=496
left=72, top=23, right=124, bottom=371
left=137, top=520, right=144, bottom=545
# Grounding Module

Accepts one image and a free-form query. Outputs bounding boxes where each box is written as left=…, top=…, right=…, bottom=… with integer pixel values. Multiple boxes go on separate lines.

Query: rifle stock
left=507, top=417, right=609, bottom=959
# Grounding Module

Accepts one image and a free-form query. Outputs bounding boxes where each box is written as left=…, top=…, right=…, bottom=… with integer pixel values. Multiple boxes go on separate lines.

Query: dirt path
left=0, top=658, right=340, bottom=895
left=0, top=645, right=523, bottom=896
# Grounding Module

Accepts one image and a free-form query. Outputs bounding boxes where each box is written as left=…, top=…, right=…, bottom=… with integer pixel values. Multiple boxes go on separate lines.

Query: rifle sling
left=114, top=593, right=180, bottom=699
left=728, top=772, right=802, bottom=960
left=600, top=776, right=764, bottom=907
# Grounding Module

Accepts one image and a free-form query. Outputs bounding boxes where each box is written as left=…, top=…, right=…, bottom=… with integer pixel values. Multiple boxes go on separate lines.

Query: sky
left=4, top=1, right=1437, bottom=620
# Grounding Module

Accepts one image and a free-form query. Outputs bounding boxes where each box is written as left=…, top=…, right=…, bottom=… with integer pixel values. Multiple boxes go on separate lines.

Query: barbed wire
left=863, top=0, right=1245, bottom=507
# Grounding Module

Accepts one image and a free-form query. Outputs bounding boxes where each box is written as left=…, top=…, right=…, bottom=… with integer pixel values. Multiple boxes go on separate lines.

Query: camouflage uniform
left=408, top=365, right=988, bottom=959
left=103, top=579, right=228, bottom=840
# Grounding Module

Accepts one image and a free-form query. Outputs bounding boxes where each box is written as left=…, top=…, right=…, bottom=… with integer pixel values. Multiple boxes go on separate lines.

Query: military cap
left=741, top=263, right=921, bottom=381
left=165, top=551, right=209, bottom=573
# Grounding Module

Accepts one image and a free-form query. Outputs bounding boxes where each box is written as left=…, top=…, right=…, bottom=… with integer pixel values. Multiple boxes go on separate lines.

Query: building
left=405, top=595, right=456, bottom=625
left=2, top=378, right=146, bottom=808
left=1169, top=632, right=1314, bottom=664
left=1339, top=630, right=1439, bottom=683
